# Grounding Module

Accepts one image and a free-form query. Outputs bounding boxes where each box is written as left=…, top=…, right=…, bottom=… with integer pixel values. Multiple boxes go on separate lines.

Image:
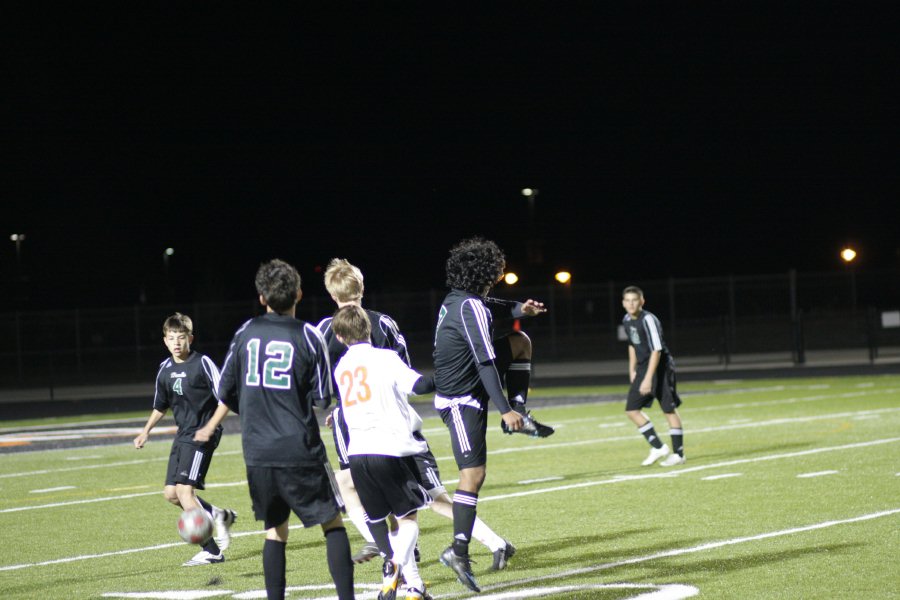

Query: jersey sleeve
left=376, top=314, right=411, bottom=366
left=217, top=328, right=244, bottom=413
left=460, top=298, right=496, bottom=364
left=642, top=314, right=664, bottom=352
left=390, top=353, right=424, bottom=395
left=152, top=362, right=171, bottom=412
left=303, top=323, right=334, bottom=408
left=200, top=355, right=223, bottom=401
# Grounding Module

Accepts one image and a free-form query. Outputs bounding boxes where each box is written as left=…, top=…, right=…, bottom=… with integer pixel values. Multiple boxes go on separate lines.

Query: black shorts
left=626, top=362, right=682, bottom=413
left=165, top=440, right=217, bottom=490
left=246, top=463, right=343, bottom=529
left=439, top=401, right=488, bottom=470
left=349, top=454, right=430, bottom=522
left=410, top=434, right=444, bottom=494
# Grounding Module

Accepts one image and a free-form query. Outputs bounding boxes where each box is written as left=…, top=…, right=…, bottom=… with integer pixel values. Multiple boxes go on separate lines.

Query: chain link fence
left=2, top=268, right=899, bottom=389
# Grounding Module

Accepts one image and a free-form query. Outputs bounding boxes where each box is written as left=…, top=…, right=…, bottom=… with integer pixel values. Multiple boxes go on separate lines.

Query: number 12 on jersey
left=245, top=339, right=294, bottom=389
left=338, top=366, right=371, bottom=407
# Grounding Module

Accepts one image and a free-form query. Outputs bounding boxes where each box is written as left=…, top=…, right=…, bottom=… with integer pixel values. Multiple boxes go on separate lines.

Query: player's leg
left=496, top=332, right=554, bottom=437
left=658, top=366, right=685, bottom=466
left=625, top=377, right=669, bottom=466
left=438, top=403, right=486, bottom=592
left=167, top=443, right=223, bottom=564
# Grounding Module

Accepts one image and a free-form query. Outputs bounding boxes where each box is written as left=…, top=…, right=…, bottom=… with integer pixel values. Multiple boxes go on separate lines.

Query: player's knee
left=163, top=488, right=179, bottom=505
left=507, top=331, right=532, bottom=360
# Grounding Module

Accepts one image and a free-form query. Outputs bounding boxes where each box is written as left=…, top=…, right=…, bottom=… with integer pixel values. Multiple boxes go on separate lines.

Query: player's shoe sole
left=352, top=543, right=381, bottom=564
left=439, top=546, right=480, bottom=592
left=182, top=550, right=224, bottom=566
left=213, top=508, right=237, bottom=551
left=641, top=443, right=670, bottom=466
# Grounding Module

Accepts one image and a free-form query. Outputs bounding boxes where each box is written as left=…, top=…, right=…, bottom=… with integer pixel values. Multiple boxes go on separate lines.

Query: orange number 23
left=338, top=366, right=371, bottom=407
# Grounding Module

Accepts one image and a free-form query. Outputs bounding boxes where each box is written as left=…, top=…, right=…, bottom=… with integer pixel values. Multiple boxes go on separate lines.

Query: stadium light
left=504, top=272, right=519, bottom=285
left=10, top=233, right=25, bottom=266
left=521, top=188, right=538, bottom=197
left=840, top=247, right=857, bottom=263
left=555, top=271, right=572, bottom=284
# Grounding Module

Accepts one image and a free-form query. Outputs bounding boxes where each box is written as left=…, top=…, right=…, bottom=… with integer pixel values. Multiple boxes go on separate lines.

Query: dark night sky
left=3, top=4, right=897, bottom=310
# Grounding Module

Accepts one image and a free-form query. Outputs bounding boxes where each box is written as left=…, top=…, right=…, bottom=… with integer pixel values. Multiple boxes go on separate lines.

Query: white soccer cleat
left=213, top=508, right=237, bottom=551
left=182, top=550, right=224, bottom=566
left=641, top=443, right=670, bottom=466
left=660, top=453, right=686, bottom=467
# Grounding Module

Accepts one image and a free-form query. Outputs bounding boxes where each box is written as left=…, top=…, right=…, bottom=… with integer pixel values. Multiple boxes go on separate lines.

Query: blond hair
left=324, top=258, right=364, bottom=303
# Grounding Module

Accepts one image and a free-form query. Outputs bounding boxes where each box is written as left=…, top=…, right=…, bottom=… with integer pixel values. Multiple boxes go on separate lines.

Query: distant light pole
left=521, top=188, right=542, bottom=266
left=840, top=246, right=857, bottom=313
left=163, top=247, right=175, bottom=299
left=10, top=233, right=25, bottom=269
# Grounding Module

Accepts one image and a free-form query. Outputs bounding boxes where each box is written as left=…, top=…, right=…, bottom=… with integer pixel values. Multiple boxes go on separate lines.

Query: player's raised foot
left=491, top=539, right=516, bottom=571
left=352, top=543, right=381, bottom=564
left=502, top=410, right=555, bottom=437
left=660, top=453, right=685, bottom=467
left=405, top=585, right=433, bottom=600
left=182, top=550, right=224, bottom=566
left=378, top=559, right=401, bottom=600
left=439, top=546, right=480, bottom=592
left=212, top=508, right=237, bottom=551
left=641, top=443, right=670, bottom=466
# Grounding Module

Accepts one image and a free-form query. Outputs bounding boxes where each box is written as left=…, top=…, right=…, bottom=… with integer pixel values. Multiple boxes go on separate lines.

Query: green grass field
left=1, top=374, right=899, bottom=599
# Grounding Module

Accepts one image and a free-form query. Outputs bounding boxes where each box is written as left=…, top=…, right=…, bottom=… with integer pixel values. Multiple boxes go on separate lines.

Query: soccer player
left=317, top=258, right=516, bottom=571
left=216, top=259, right=354, bottom=600
left=621, top=285, right=685, bottom=466
left=331, top=304, right=434, bottom=600
left=433, top=237, right=547, bottom=592
left=133, top=312, right=237, bottom=566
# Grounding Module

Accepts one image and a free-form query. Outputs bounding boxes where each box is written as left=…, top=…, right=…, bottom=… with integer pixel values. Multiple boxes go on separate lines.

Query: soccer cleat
left=352, top=543, right=381, bottom=564
left=378, top=559, right=401, bottom=600
left=502, top=410, right=555, bottom=437
left=491, top=539, right=516, bottom=571
left=182, top=550, right=224, bottom=566
left=405, top=586, right=433, bottom=600
left=414, top=544, right=421, bottom=563
left=641, top=443, right=670, bottom=466
left=213, top=508, right=237, bottom=551
left=660, top=453, right=686, bottom=466
left=439, top=546, right=480, bottom=593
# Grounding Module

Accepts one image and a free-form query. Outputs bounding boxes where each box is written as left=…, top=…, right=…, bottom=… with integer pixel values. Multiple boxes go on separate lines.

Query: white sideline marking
left=66, top=455, right=101, bottom=461
left=472, top=583, right=699, bottom=600
left=797, top=470, right=839, bottom=478
left=701, top=473, right=742, bottom=481
left=457, top=509, right=900, bottom=600
left=0, top=481, right=247, bottom=514
left=0, top=426, right=177, bottom=443
left=518, top=476, right=564, bottom=485
left=477, top=437, right=900, bottom=503
left=0, top=450, right=242, bottom=479
left=29, top=486, right=76, bottom=494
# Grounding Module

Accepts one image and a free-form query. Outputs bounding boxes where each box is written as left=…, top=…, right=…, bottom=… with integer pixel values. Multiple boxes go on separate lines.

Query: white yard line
left=29, top=486, right=76, bottom=493
left=701, top=473, right=742, bottom=481
left=797, top=470, right=839, bottom=478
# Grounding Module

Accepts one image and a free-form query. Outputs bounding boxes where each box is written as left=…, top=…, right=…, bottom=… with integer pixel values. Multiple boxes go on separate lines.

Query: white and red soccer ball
left=177, top=508, right=213, bottom=544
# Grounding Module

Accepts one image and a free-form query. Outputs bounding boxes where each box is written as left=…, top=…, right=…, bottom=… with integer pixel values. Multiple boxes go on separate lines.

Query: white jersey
left=334, top=342, right=429, bottom=457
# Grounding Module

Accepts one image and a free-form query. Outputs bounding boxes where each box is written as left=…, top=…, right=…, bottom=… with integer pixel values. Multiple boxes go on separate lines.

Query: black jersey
left=318, top=308, right=410, bottom=379
left=217, top=313, right=333, bottom=467
left=153, top=351, right=222, bottom=446
left=433, top=289, right=512, bottom=399
left=623, top=310, right=672, bottom=366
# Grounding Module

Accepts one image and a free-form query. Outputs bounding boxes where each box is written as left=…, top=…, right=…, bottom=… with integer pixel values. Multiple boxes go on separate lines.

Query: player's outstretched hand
left=522, top=299, right=547, bottom=316
left=502, top=410, right=524, bottom=432
left=133, top=433, right=147, bottom=449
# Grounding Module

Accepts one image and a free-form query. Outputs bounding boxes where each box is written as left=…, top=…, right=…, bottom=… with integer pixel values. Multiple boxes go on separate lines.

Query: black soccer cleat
left=439, top=546, right=480, bottom=593
left=491, top=539, right=516, bottom=571
left=502, top=410, right=555, bottom=437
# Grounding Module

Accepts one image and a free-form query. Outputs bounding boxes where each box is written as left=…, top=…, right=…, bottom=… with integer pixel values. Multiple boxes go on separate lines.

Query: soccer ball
left=177, top=508, right=213, bottom=544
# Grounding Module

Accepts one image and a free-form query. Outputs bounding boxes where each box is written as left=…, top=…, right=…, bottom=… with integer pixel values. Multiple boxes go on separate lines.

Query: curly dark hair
left=255, top=259, right=301, bottom=313
left=445, top=237, right=505, bottom=295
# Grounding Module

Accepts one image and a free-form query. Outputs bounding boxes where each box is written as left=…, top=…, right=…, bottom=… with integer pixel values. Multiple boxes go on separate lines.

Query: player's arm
left=217, top=335, right=241, bottom=414
left=305, top=323, right=334, bottom=409
left=640, top=351, right=661, bottom=395
left=378, top=314, right=412, bottom=366
left=194, top=402, right=230, bottom=443
left=134, top=409, right=166, bottom=449
left=412, top=374, right=434, bottom=395
left=628, top=345, right=638, bottom=383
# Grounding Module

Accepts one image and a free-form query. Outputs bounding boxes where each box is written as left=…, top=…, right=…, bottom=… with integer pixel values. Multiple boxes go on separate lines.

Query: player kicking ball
left=134, top=313, right=236, bottom=566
